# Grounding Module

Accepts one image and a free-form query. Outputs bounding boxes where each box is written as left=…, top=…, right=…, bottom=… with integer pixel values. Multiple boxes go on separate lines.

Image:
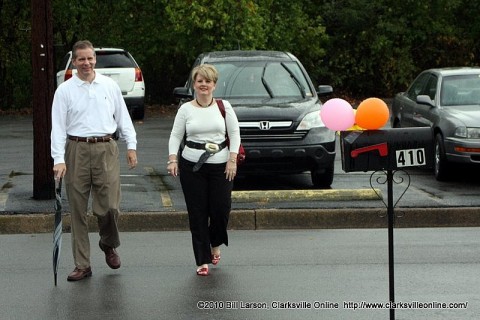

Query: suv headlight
left=454, top=127, right=480, bottom=138
left=297, top=111, right=324, bottom=130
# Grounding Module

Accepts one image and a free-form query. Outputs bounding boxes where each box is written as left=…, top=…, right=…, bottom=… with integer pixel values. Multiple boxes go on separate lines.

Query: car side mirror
left=416, top=94, right=434, bottom=107
left=318, top=85, right=333, bottom=96
left=173, top=87, right=193, bottom=99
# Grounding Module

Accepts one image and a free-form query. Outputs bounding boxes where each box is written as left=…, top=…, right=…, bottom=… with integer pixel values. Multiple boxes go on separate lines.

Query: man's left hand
left=127, top=149, right=137, bottom=169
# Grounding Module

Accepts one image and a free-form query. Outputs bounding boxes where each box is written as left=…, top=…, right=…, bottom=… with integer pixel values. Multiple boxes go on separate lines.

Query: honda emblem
left=259, top=121, right=270, bottom=130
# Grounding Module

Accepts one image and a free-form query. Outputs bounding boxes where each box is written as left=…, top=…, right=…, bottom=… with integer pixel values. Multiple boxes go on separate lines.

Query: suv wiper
left=261, top=63, right=274, bottom=98
left=281, top=62, right=306, bottom=98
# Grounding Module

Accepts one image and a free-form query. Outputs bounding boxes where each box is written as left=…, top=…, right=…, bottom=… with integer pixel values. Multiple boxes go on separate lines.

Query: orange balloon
left=355, top=98, right=390, bottom=130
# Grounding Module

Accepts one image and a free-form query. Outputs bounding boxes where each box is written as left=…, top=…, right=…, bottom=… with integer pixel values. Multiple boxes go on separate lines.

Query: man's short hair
left=72, top=40, right=95, bottom=59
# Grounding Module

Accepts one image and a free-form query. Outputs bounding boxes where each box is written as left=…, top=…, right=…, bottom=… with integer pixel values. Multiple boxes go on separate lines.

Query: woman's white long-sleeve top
left=168, top=100, right=241, bottom=163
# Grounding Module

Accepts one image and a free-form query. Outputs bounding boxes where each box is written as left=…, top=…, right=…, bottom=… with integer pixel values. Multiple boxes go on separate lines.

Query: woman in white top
left=167, top=64, right=241, bottom=276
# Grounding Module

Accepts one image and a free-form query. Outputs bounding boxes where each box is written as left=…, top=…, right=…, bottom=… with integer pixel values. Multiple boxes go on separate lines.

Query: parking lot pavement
left=1, top=115, right=480, bottom=234
left=0, top=228, right=478, bottom=320
left=0, top=115, right=378, bottom=234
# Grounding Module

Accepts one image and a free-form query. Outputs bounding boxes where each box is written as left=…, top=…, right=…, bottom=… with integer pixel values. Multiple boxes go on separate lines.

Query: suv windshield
left=211, top=61, right=313, bottom=98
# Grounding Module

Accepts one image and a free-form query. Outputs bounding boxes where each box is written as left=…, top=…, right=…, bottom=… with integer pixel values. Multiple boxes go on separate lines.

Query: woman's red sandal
left=211, top=254, right=221, bottom=265
left=196, top=266, right=209, bottom=276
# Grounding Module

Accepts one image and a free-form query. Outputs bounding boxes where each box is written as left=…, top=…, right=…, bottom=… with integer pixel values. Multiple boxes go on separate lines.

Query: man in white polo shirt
left=51, top=40, right=137, bottom=282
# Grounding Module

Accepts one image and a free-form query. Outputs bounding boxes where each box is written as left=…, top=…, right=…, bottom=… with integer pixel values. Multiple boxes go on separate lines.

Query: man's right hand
left=53, top=163, right=67, bottom=180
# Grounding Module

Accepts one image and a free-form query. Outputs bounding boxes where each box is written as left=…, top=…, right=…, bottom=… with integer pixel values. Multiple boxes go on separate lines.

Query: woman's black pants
left=179, top=158, right=233, bottom=266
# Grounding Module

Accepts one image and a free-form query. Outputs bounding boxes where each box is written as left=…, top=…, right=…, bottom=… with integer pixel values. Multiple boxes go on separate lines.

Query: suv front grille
left=240, top=121, right=292, bottom=129
left=240, top=132, right=307, bottom=141
left=239, top=120, right=307, bottom=141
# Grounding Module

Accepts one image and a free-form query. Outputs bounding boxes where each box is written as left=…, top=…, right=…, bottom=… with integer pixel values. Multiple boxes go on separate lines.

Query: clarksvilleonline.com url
left=196, top=300, right=468, bottom=311
left=344, top=300, right=468, bottom=310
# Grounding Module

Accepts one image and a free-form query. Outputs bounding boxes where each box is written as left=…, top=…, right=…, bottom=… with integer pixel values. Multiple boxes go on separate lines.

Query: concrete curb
left=1, top=207, right=479, bottom=234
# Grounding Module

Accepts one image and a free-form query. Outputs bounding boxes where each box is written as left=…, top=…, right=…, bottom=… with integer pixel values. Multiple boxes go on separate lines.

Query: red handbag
left=217, top=99, right=246, bottom=165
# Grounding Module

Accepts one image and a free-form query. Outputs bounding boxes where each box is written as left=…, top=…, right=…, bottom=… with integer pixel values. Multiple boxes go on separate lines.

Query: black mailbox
left=340, top=127, right=434, bottom=172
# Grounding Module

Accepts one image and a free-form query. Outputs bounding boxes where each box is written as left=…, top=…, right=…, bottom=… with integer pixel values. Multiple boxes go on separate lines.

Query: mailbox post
left=340, top=127, right=433, bottom=320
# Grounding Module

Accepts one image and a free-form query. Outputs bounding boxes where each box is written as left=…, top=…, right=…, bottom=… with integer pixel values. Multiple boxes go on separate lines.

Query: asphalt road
left=0, top=228, right=478, bottom=320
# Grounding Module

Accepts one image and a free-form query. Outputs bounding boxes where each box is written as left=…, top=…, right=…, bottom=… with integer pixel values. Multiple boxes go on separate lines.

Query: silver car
left=391, top=67, right=480, bottom=181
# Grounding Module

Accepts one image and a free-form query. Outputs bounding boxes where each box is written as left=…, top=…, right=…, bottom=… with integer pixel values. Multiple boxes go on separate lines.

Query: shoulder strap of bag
left=216, top=99, right=226, bottom=118
left=217, top=99, right=245, bottom=163
left=216, top=99, right=230, bottom=142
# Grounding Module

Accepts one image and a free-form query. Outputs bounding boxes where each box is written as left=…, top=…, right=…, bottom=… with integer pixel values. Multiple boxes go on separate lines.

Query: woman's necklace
left=195, top=98, right=214, bottom=108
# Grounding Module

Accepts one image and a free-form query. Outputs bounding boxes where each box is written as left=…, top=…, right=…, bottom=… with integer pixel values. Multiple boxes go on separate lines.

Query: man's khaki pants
left=65, top=139, right=121, bottom=269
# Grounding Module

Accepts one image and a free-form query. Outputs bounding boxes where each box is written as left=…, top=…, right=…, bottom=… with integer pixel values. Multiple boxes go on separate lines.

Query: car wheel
left=434, top=133, right=450, bottom=181
left=130, top=107, right=145, bottom=121
left=311, top=164, right=334, bottom=189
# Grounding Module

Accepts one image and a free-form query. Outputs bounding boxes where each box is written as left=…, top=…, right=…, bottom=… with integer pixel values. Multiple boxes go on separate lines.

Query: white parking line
left=0, top=193, right=7, bottom=211
left=144, top=167, right=172, bottom=207
left=0, top=175, right=13, bottom=211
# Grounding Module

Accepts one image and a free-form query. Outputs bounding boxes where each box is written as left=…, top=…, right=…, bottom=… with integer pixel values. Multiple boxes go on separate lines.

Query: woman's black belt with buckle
left=185, top=140, right=227, bottom=152
left=68, top=135, right=113, bottom=143
left=186, top=140, right=228, bottom=172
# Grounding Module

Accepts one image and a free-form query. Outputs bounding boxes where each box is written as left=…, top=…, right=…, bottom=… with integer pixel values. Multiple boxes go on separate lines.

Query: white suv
left=56, top=48, right=146, bottom=120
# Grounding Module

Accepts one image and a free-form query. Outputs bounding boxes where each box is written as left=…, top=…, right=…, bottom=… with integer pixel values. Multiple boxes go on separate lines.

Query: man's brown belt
left=68, top=135, right=113, bottom=143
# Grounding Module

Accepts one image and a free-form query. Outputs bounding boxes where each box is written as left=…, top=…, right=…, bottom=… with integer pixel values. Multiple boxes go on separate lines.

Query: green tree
left=2, top=0, right=480, bottom=111
left=259, top=0, right=329, bottom=85
left=0, top=0, right=31, bottom=110
left=319, top=0, right=474, bottom=97
left=158, top=0, right=266, bottom=102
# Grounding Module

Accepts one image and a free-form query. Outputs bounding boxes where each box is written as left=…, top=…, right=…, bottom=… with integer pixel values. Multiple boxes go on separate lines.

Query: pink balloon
left=320, top=98, right=355, bottom=131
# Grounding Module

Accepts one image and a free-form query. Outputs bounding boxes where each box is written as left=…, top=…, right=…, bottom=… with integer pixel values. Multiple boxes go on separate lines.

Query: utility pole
left=31, top=0, right=55, bottom=199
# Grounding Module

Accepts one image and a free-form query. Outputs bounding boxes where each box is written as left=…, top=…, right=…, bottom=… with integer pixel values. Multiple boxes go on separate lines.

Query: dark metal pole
left=31, top=0, right=55, bottom=199
left=387, top=169, right=395, bottom=319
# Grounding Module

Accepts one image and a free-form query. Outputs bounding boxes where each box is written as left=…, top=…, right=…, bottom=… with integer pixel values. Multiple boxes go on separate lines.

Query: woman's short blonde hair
left=191, top=64, right=218, bottom=83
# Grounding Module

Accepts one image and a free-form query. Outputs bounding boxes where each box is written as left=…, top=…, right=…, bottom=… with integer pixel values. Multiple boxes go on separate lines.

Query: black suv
left=173, top=50, right=336, bottom=188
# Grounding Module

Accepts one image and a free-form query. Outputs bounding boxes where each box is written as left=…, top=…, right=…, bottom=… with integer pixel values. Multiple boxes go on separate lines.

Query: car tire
left=130, top=107, right=145, bottom=121
left=311, top=164, right=334, bottom=189
left=434, top=133, right=450, bottom=181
